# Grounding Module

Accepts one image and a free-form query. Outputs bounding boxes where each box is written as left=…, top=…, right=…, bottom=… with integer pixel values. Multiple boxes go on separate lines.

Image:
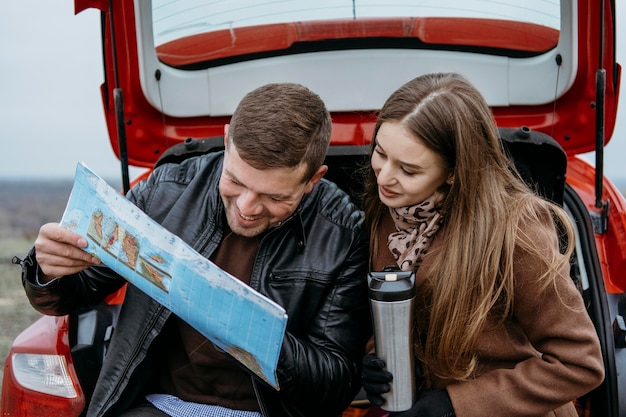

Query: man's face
left=219, top=140, right=324, bottom=237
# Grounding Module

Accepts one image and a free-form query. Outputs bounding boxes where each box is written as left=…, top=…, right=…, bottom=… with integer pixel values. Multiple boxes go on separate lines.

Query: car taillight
left=1, top=316, right=86, bottom=416
left=11, top=353, right=77, bottom=398
left=2, top=352, right=85, bottom=417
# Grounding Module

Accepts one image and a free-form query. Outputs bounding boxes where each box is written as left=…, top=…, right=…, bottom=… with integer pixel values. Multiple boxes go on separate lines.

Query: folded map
left=60, top=162, right=287, bottom=389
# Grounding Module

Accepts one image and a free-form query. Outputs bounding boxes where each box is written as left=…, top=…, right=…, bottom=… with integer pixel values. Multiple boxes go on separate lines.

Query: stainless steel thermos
left=368, top=270, right=416, bottom=412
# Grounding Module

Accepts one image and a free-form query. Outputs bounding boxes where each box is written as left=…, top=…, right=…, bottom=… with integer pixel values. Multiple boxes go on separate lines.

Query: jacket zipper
left=251, top=376, right=270, bottom=417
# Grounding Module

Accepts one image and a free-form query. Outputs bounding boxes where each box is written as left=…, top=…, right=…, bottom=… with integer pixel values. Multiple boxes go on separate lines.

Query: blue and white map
left=60, top=162, right=287, bottom=389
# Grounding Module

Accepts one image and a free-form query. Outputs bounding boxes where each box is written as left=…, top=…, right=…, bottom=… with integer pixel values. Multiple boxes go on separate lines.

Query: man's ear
left=223, top=124, right=230, bottom=147
left=304, top=165, right=328, bottom=193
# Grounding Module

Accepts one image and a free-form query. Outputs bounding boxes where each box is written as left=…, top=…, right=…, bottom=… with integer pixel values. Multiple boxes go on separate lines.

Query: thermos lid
left=368, top=271, right=416, bottom=301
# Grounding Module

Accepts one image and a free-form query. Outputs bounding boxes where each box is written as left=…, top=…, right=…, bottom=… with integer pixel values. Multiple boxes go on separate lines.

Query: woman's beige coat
left=373, top=212, right=604, bottom=417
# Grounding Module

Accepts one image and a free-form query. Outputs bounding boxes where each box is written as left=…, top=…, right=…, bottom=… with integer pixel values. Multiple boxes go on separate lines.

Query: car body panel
left=568, top=156, right=626, bottom=294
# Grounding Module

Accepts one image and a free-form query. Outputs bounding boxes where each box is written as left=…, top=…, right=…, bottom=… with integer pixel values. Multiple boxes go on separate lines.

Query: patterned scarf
left=387, top=194, right=443, bottom=271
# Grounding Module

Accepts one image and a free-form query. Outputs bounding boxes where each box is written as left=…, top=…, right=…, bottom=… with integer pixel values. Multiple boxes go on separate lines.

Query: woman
left=360, top=73, right=604, bottom=417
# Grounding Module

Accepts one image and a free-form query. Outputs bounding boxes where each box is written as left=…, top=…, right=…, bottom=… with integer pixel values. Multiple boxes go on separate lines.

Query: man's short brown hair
left=228, top=83, right=332, bottom=181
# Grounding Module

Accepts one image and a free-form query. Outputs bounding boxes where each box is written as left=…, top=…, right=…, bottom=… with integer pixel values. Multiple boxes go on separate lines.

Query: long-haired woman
left=361, top=73, right=604, bottom=417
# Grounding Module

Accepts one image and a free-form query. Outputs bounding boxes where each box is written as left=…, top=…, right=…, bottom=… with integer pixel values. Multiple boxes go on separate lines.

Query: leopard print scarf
left=387, top=194, right=443, bottom=271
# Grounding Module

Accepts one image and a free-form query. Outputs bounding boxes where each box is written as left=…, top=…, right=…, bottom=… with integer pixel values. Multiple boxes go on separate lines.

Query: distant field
left=0, top=237, right=41, bottom=388
left=0, top=180, right=76, bottom=387
left=0, top=179, right=74, bottom=240
left=0, top=238, right=44, bottom=386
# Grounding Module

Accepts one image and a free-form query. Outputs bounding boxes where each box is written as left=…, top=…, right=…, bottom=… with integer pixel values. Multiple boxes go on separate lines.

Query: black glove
left=362, top=353, right=428, bottom=407
left=361, top=353, right=393, bottom=406
left=390, top=389, right=455, bottom=417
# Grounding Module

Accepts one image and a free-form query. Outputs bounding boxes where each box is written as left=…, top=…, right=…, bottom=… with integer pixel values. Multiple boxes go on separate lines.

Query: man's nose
left=237, top=191, right=263, bottom=216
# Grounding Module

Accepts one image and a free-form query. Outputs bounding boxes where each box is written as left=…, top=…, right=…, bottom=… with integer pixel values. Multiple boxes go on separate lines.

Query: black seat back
left=499, top=126, right=567, bottom=206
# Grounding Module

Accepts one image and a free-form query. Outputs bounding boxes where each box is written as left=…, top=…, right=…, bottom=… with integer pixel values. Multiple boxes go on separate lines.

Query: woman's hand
left=362, top=354, right=455, bottom=417
left=390, top=389, right=455, bottom=417
left=361, top=353, right=393, bottom=406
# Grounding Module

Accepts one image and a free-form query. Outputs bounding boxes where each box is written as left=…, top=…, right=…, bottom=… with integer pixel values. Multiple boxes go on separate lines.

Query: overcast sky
left=1, top=2, right=625, bottom=188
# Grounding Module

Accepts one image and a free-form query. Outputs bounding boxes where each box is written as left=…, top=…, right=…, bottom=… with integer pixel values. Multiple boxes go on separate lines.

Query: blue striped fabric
left=146, top=394, right=262, bottom=417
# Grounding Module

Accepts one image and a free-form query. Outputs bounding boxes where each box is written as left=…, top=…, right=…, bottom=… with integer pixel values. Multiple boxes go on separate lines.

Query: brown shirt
left=374, top=211, right=604, bottom=417
left=158, top=226, right=263, bottom=411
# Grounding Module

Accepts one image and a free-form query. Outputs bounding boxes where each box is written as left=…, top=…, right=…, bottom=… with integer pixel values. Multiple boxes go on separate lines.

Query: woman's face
left=371, top=121, right=452, bottom=208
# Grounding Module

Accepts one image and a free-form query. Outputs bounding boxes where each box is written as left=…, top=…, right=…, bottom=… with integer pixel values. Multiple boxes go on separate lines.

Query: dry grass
left=0, top=179, right=73, bottom=386
left=0, top=238, right=44, bottom=388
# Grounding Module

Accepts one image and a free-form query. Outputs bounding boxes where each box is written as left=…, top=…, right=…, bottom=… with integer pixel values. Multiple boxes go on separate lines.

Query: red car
left=3, top=0, right=626, bottom=416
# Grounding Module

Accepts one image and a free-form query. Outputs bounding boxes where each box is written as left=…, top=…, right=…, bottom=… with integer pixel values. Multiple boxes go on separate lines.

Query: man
left=20, top=83, right=371, bottom=417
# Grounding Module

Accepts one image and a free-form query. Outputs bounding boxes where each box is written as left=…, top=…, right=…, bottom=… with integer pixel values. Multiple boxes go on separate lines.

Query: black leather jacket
left=23, top=152, right=371, bottom=417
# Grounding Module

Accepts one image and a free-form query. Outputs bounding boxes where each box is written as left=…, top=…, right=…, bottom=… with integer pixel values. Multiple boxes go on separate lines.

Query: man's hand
left=34, top=222, right=101, bottom=282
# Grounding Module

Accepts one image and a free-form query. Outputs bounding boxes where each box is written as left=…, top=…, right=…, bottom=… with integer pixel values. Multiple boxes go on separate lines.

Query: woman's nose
left=376, top=163, right=395, bottom=186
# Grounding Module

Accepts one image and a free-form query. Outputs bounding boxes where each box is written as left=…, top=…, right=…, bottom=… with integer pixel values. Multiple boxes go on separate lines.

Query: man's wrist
left=20, top=247, right=60, bottom=288
left=34, top=267, right=61, bottom=287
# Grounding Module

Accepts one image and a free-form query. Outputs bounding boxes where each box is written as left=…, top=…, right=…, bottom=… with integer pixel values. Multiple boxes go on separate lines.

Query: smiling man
left=21, top=83, right=371, bottom=417
left=219, top=123, right=326, bottom=238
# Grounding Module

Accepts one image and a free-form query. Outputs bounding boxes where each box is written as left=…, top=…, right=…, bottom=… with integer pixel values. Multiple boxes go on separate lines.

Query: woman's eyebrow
left=377, top=143, right=423, bottom=170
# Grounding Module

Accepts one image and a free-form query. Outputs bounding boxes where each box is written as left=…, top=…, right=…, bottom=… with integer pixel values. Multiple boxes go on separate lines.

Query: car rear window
left=151, top=0, right=560, bottom=68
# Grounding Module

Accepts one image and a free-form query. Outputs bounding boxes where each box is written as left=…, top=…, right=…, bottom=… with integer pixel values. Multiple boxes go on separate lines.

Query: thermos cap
left=368, top=271, right=416, bottom=301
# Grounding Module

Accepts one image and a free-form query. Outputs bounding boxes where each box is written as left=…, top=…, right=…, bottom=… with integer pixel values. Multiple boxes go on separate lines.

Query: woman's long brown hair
left=364, top=73, right=575, bottom=381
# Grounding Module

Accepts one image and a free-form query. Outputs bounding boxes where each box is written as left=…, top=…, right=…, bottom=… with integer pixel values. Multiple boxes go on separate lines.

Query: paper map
left=60, top=162, right=287, bottom=389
